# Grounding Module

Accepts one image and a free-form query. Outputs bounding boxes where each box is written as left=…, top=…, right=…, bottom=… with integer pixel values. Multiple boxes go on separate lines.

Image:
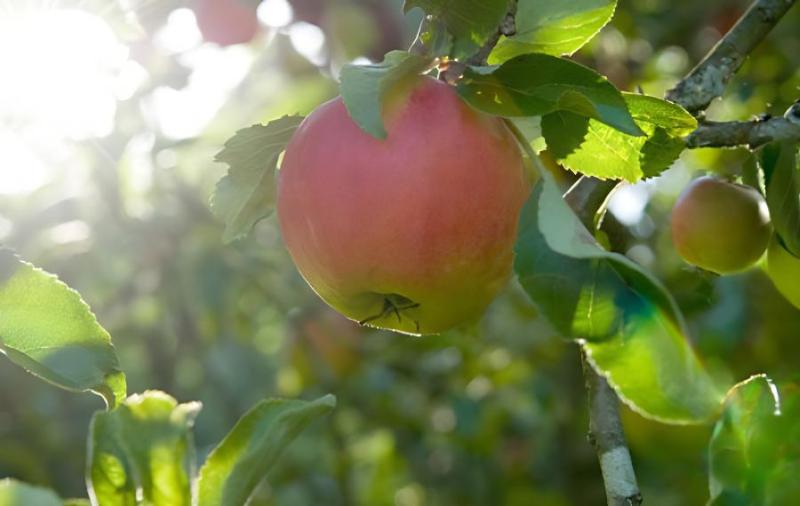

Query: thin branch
left=582, top=357, right=643, bottom=506
left=564, top=178, right=620, bottom=230
left=441, top=0, right=518, bottom=83
left=687, top=102, right=800, bottom=148
left=666, top=0, right=798, bottom=112
left=465, top=1, right=518, bottom=66
left=562, top=179, right=642, bottom=506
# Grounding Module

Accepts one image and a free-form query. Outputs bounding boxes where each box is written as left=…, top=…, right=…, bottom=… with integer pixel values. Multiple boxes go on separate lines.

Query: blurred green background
left=1, top=0, right=800, bottom=504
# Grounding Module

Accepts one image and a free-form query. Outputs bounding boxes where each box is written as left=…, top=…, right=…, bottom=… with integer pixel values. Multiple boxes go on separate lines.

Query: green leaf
left=197, top=394, right=336, bottom=506
left=709, top=376, right=800, bottom=505
left=0, top=479, right=62, bottom=506
left=339, top=51, right=434, bottom=139
left=87, top=391, right=201, bottom=506
left=490, top=0, right=617, bottom=62
left=211, top=116, right=304, bottom=243
left=410, top=16, right=454, bottom=58
left=458, top=53, right=643, bottom=136
left=514, top=176, right=724, bottom=423
left=403, top=0, right=508, bottom=58
left=511, top=116, right=547, bottom=153
left=0, top=249, right=126, bottom=408
left=542, top=93, right=696, bottom=182
left=761, top=142, right=800, bottom=256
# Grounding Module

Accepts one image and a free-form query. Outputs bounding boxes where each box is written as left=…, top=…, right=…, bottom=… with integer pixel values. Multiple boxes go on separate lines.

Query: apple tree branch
left=666, top=0, right=798, bottom=113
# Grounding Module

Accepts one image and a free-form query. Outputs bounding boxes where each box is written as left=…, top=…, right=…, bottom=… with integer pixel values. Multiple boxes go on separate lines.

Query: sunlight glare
left=289, top=22, right=327, bottom=66
left=0, top=8, right=127, bottom=140
left=608, top=183, right=651, bottom=226
left=0, top=7, right=128, bottom=194
left=142, top=46, right=254, bottom=139
left=0, top=131, right=50, bottom=195
left=155, top=8, right=202, bottom=54
left=258, top=0, right=294, bottom=28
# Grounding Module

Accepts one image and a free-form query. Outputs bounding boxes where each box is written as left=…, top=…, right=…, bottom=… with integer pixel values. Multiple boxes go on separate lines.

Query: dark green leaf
left=87, top=391, right=201, bottom=506
left=761, top=142, right=800, bottom=256
left=0, top=479, right=62, bottom=506
left=211, top=116, right=304, bottom=243
left=514, top=176, right=723, bottom=422
left=411, top=16, right=454, bottom=58
left=458, top=53, right=643, bottom=136
left=542, top=93, right=696, bottom=182
left=490, top=0, right=617, bottom=62
left=404, top=0, right=508, bottom=58
left=197, top=394, right=336, bottom=506
left=0, top=249, right=126, bottom=408
left=339, top=51, right=434, bottom=139
left=709, top=376, right=800, bottom=505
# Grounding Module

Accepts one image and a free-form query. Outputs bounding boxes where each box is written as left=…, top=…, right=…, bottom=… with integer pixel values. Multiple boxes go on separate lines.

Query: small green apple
left=671, top=176, right=771, bottom=274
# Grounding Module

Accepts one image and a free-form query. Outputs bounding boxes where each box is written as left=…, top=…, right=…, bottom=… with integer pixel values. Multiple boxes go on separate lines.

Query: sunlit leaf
left=458, top=53, right=643, bottom=136
left=491, top=0, right=617, bottom=62
left=0, top=249, right=126, bottom=408
left=514, top=176, right=724, bottom=423
left=761, top=142, right=800, bottom=256
left=0, top=479, right=62, bottom=506
left=709, top=375, right=800, bottom=505
left=542, top=93, right=696, bottom=182
left=211, top=116, right=304, bottom=243
left=403, top=0, right=507, bottom=58
left=87, top=391, right=201, bottom=506
left=197, top=394, right=336, bottom=506
left=339, top=51, right=434, bottom=139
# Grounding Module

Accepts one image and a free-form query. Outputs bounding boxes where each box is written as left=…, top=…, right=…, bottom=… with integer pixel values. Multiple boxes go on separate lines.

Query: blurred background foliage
left=1, top=0, right=800, bottom=504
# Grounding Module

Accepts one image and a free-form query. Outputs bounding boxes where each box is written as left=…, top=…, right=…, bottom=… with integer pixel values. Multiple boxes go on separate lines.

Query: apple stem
left=504, top=119, right=547, bottom=181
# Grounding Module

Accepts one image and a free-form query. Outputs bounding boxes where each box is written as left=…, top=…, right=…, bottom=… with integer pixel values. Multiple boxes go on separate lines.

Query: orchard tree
left=2, top=0, right=800, bottom=505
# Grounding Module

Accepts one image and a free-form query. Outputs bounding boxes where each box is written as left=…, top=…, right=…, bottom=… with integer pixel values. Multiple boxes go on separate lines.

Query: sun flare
left=0, top=5, right=128, bottom=194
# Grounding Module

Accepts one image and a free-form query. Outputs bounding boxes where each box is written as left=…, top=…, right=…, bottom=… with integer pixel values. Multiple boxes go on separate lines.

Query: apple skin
left=767, top=238, right=800, bottom=309
left=671, top=176, right=771, bottom=274
left=193, top=0, right=259, bottom=47
left=276, top=76, right=529, bottom=335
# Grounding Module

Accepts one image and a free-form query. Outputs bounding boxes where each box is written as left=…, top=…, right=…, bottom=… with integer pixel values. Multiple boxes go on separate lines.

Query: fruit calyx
left=358, top=293, right=421, bottom=333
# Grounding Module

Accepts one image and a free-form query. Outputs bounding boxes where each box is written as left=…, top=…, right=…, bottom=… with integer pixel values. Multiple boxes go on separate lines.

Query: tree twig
left=562, top=178, right=643, bottom=506
left=686, top=102, right=800, bottom=148
left=441, top=0, right=518, bottom=83
left=666, top=0, right=798, bottom=112
left=563, top=178, right=620, bottom=230
left=583, top=357, right=643, bottom=506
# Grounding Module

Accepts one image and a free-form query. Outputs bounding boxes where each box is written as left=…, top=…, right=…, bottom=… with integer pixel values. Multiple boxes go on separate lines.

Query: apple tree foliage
left=209, top=0, right=800, bottom=504
left=0, top=249, right=335, bottom=505
left=3, top=0, right=800, bottom=504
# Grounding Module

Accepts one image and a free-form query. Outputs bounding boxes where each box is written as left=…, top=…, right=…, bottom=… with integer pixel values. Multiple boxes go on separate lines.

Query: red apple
left=671, top=176, right=771, bottom=274
left=277, top=76, right=529, bottom=334
left=193, top=0, right=260, bottom=47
